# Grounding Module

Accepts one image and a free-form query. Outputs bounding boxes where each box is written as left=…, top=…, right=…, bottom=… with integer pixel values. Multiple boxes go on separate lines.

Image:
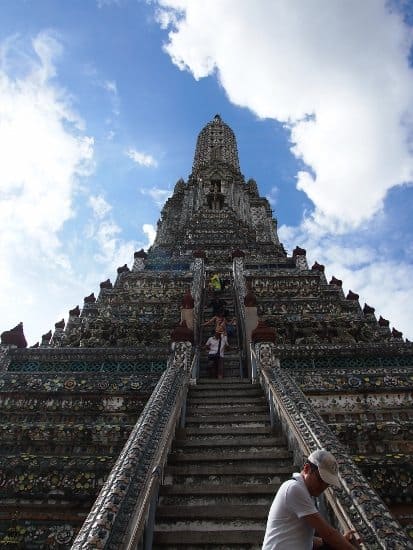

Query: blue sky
left=1, top=0, right=413, bottom=344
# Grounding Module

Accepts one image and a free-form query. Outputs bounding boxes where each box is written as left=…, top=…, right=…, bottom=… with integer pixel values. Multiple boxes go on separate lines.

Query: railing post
left=180, top=389, right=188, bottom=429
left=191, top=257, right=205, bottom=346
left=142, top=466, right=161, bottom=550
left=190, top=346, right=200, bottom=383
left=232, top=255, right=249, bottom=378
left=267, top=389, right=276, bottom=429
left=250, top=344, right=257, bottom=383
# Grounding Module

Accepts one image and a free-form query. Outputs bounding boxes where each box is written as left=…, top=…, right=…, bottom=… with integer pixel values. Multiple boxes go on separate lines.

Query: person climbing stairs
left=200, top=272, right=242, bottom=379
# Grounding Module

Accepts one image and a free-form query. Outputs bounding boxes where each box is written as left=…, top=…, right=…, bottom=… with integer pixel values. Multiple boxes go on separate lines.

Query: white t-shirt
left=205, top=335, right=228, bottom=357
left=262, top=473, right=318, bottom=550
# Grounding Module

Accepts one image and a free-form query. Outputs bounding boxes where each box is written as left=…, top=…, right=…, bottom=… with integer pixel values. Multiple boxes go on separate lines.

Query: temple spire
left=192, top=114, right=240, bottom=174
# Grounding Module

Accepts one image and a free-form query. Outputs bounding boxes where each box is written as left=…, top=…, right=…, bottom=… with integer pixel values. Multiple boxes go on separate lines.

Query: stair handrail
left=191, top=256, right=205, bottom=345
left=71, top=341, right=193, bottom=550
left=131, top=345, right=200, bottom=548
left=189, top=344, right=200, bottom=384
left=232, top=256, right=248, bottom=377
left=251, top=342, right=412, bottom=549
left=190, top=254, right=205, bottom=379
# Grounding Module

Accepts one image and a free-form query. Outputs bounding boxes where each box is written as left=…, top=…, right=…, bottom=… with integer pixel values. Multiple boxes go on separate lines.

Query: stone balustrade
left=71, top=341, right=193, bottom=549
left=253, top=341, right=412, bottom=549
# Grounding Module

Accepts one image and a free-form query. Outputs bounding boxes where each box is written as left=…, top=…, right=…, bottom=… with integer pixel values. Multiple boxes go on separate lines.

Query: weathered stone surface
left=1, top=114, right=412, bottom=547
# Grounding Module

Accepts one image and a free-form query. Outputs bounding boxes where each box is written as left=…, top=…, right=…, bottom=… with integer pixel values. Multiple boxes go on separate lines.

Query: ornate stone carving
left=292, top=246, right=308, bottom=269
left=379, top=316, right=390, bottom=327
left=2, top=114, right=412, bottom=546
left=72, top=343, right=192, bottom=549
left=244, top=288, right=257, bottom=307
left=346, top=290, right=359, bottom=301
left=100, top=279, right=113, bottom=290
left=132, top=249, right=147, bottom=272
left=251, top=320, right=277, bottom=343
left=253, top=342, right=412, bottom=548
left=363, top=303, right=375, bottom=315
left=192, top=114, right=241, bottom=175
left=0, top=323, right=27, bottom=348
left=170, top=320, right=194, bottom=344
left=311, top=261, right=325, bottom=272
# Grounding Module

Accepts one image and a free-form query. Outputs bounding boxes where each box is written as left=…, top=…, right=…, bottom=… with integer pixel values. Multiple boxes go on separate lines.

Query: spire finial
left=192, top=114, right=240, bottom=174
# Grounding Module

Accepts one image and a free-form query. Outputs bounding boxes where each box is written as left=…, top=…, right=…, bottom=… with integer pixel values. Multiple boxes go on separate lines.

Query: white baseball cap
left=308, top=449, right=340, bottom=487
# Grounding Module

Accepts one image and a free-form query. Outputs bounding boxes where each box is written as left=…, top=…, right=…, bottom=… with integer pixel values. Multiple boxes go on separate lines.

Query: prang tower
left=152, top=114, right=283, bottom=269
left=0, top=115, right=412, bottom=548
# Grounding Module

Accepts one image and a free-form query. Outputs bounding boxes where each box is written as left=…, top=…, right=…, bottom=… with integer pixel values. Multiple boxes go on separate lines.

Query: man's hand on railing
left=314, top=530, right=362, bottom=549
left=313, top=536, right=323, bottom=548
left=344, top=530, right=362, bottom=548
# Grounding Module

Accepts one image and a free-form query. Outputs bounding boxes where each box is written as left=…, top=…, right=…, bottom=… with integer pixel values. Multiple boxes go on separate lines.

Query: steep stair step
left=188, top=392, right=263, bottom=402
left=187, top=408, right=269, bottom=418
left=153, top=527, right=265, bottom=546
left=188, top=394, right=266, bottom=403
left=168, top=449, right=291, bottom=462
left=188, top=395, right=265, bottom=403
left=190, top=388, right=263, bottom=396
left=174, top=436, right=284, bottom=447
left=156, top=504, right=268, bottom=519
left=184, top=426, right=275, bottom=435
left=187, top=402, right=268, bottom=410
left=185, top=414, right=270, bottom=424
left=159, top=495, right=274, bottom=507
left=165, top=463, right=292, bottom=475
left=193, top=377, right=249, bottom=389
left=163, top=474, right=290, bottom=488
left=189, top=389, right=262, bottom=397
left=160, top=483, right=279, bottom=496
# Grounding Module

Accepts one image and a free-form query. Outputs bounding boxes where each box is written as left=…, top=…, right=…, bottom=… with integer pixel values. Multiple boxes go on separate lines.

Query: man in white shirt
left=262, top=449, right=359, bottom=549
left=205, top=327, right=228, bottom=378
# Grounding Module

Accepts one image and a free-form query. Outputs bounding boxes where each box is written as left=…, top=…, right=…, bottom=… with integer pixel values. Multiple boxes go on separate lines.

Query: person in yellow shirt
left=209, top=273, right=221, bottom=292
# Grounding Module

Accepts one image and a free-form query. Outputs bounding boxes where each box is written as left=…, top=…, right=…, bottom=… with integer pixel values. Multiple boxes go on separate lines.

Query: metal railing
left=251, top=343, right=412, bottom=549
left=71, top=341, right=195, bottom=549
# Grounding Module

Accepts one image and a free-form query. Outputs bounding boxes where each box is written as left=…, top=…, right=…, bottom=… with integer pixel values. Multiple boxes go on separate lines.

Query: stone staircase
left=152, top=379, right=294, bottom=548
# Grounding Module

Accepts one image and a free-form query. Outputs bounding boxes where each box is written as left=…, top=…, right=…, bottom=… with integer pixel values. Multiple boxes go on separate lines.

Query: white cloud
left=90, top=219, right=130, bottom=265
left=126, top=147, right=158, bottom=167
left=143, top=223, right=157, bottom=247
left=85, top=194, right=139, bottom=271
left=0, top=30, right=157, bottom=346
left=97, top=0, right=121, bottom=8
left=102, top=79, right=120, bottom=116
left=266, top=186, right=278, bottom=207
left=140, top=186, right=171, bottom=207
left=84, top=195, right=160, bottom=287
left=89, top=194, right=112, bottom=218
left=103, top=80, right=117, bottom=94
left=156, top=0, right=413, bottom=231
left=279, top=222, right=413, bottom=339
left=0, top=32, right=95, bottom=344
